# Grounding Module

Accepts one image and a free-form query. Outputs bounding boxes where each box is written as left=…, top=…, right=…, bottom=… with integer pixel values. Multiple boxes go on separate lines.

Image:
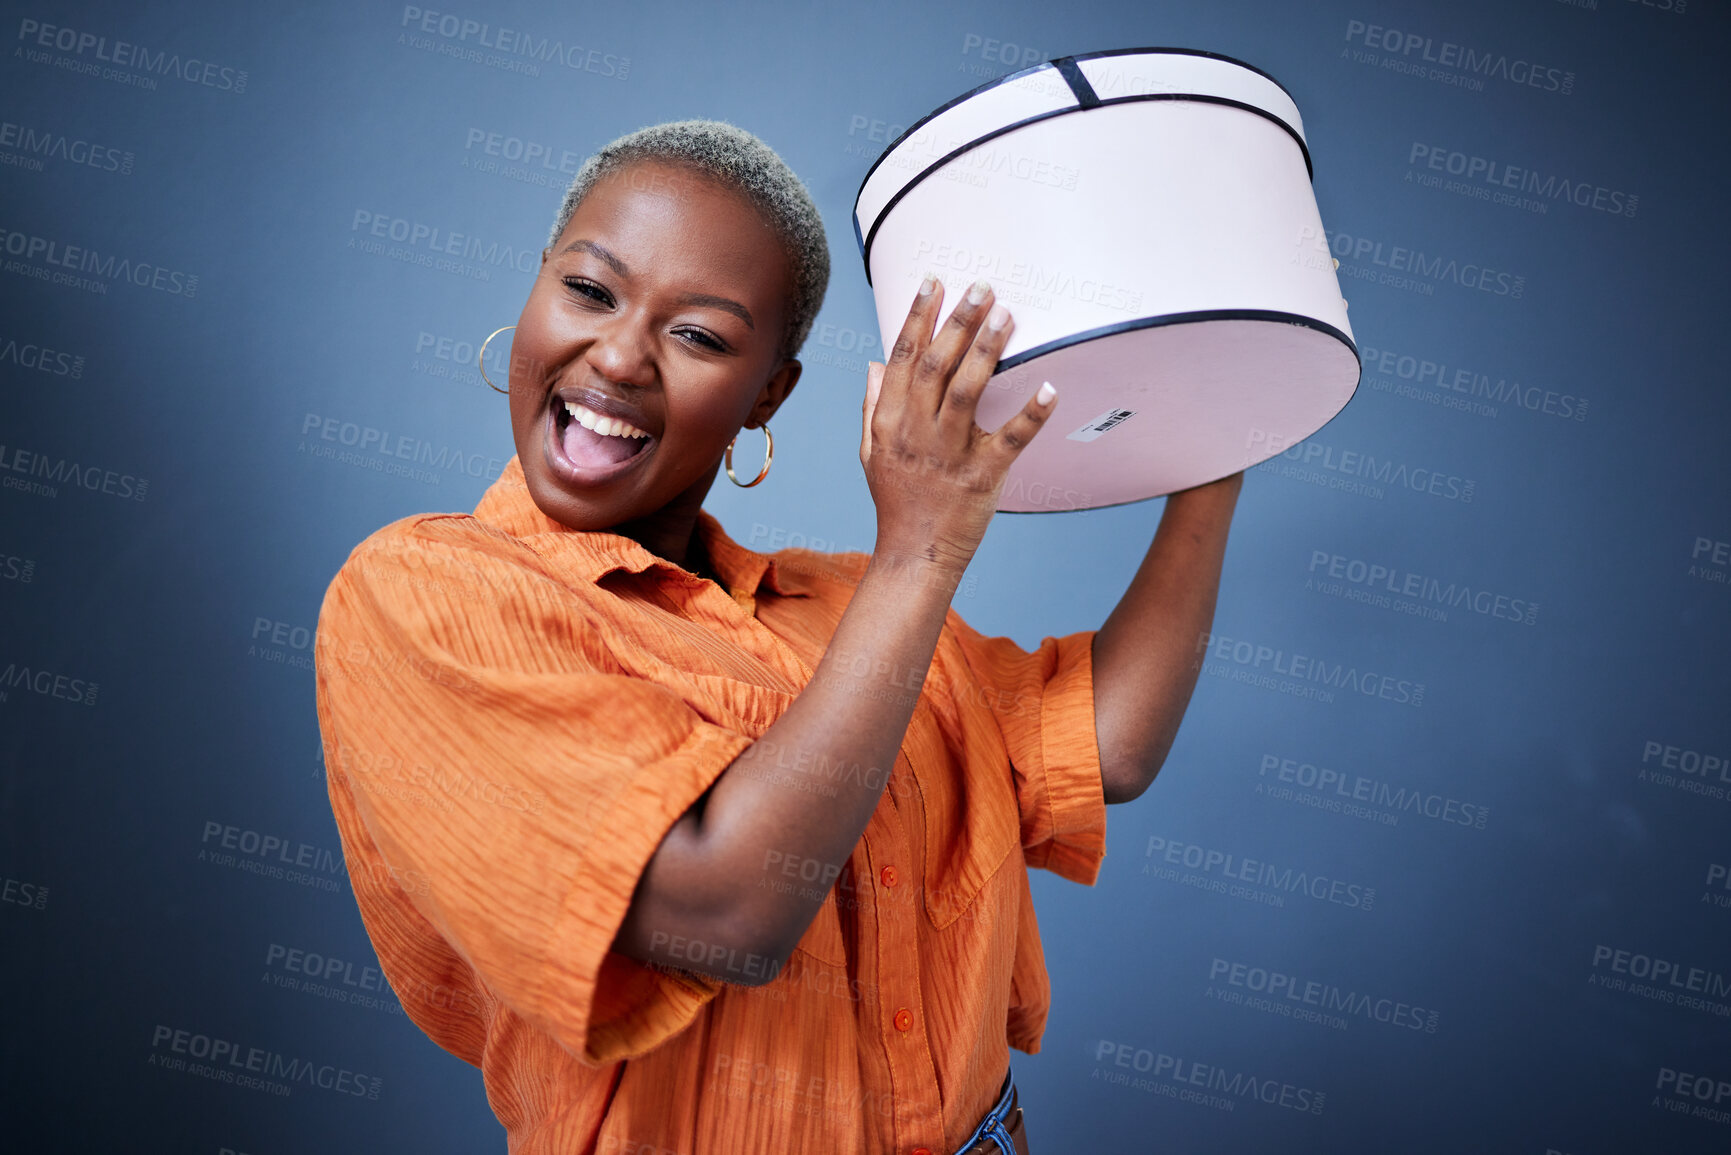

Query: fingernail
left=986, top=304, right=1010, bottom=331
left=1036, top=381, right=1056, bottom=404
left=967, top=280, right=991, bottom=305
left=918, top=273, right=937, bottom=296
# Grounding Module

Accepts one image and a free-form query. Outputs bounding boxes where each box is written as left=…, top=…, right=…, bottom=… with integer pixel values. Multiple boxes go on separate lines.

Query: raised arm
left=1090, top=471, right=1244, bottom=804
left=612, top=278, right=1058, bottom=983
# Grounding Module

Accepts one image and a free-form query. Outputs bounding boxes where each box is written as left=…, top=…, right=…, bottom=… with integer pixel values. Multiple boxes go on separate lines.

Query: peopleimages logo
left=462, top=127, right=583, bottom=174
left=1323, top=227, right=1524, bottom=298
left=0, top=226, right=198, bottom=297
left=15, top=17, right=249, bottom=93
left=298, top=412, right=507, bottom=485
left=148, top=1024, right=381, bottom=1099
left=1360, top=342, right=1588, bottom=423
left=912, top=240, right=1137, bottom=312
left=1306, top=550, right=1538, bottom=626
left=397, top=6, right=629, bottom=79
left=1144, top=834, right=1377, bottom=911
left=1654, top=1065, right=1731, bottom=1127
left=1342, top=19, right=1574, bottom=95
left=249, top=616, right=313, bottom=672
left=262, top=942, right=406, bottom=1016
left=1257, top=753, right=1491, bottom=831
left=0, top=333, right=86, bottom=378
left=1703, top=862, right=1731, bottom=911
left=0, top=659, right=98, bottom=706
left=1589, top=943, right=1731, bottom=1018
left=0, top=118, right=134, bottom=175
left=1206, top=957, right=1440, bottom=1033
left=1, top=874, right=48, bottom=911
left=1639, top=739, right=1731, bottom=803
left=1092, top=1039, right=1326, bottom=1115
left=459, top=126, right=584, bottom=190
left=349, top=210, right=538, bottom=278
left=328, top=745, right=548, bottom=818
left=200, top=821, right=345, bottom=874
left=1690, top=536, right=1729, bottom=589
left=1408, top=143, right=1637, bottom=218
left=1198, top=630, right=1426, bottom=708
left=0, top=552, right=35, bottom=584
left=955, top=32, right=1061, bottom=86
left=0, top=443, right=149, bottom=502
left=885, top=129, right=1083, bottom=193
left=1252, top=433, right=1476, bottom=504
left=844, top=113, right=909, bottom=160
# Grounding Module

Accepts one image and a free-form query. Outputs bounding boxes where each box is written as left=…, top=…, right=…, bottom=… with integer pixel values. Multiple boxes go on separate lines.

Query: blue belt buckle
left=954, top=1070, right=1017, bottom=1155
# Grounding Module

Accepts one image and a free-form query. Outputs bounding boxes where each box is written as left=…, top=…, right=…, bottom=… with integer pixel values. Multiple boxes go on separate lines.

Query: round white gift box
left=853, top=48, right=1360, bottom=512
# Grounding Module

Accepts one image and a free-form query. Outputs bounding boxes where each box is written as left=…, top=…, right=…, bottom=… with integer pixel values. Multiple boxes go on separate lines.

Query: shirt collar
left=472, top=456, right=809, bottom=598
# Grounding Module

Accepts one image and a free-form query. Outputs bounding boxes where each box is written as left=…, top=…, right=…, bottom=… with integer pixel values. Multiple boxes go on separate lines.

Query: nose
left=583, top=309, right=656, bottom=390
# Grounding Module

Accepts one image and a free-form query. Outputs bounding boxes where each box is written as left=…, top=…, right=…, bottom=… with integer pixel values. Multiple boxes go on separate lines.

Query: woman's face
left=509, top=159, right=801, bottom=535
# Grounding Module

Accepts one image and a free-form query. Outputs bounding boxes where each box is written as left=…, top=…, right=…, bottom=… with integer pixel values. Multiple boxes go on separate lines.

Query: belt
left=952, top=1069, right=1028, bottom=1155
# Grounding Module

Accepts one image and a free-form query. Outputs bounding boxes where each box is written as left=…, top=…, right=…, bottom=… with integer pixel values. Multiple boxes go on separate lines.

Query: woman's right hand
left=861, top=276, right=1058, bottom=580
left=615, top=276, right=1057, bottom=981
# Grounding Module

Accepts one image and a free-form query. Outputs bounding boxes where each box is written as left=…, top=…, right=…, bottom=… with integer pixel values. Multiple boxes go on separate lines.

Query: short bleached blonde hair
left=550, top=119, right=831, bottom=362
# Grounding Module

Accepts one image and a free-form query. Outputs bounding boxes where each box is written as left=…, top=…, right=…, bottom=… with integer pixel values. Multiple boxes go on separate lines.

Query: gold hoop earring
left=479, top=325, right=515, bottom=395
left=724, top=423, right=774, bottom=488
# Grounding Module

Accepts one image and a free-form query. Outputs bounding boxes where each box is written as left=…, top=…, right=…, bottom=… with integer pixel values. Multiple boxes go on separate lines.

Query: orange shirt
left=314, top=456, right=1107, bottom=1155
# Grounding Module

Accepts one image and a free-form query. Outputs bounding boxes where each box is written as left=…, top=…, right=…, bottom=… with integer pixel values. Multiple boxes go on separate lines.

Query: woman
left=314, top=119, right=1243, bottom=1154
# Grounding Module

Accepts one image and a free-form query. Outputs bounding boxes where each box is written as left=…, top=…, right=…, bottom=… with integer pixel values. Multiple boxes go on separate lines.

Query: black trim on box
left=1055, top=57, right=1100, bottom=107
left=856, top=92, right=1313, bottom=285
left=853, top=46, right=1302, bottom=209
left=1081, top=46, right=1300, bottom=102
left=990, top=308, right=1361, bottom=516
left=853, top=62, right=1059, bottom=203
left=993, top=307, right=1361, bottom=374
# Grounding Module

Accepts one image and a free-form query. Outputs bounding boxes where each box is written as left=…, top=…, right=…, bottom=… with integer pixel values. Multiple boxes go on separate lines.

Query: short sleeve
left=313, top=516, right=752, bottom=1066
left=944, top=613, right=1107, bottom=885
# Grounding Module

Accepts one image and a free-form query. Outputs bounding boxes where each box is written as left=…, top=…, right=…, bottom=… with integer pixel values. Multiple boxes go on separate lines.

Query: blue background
left=3, top=1, right=1727, bottom=1152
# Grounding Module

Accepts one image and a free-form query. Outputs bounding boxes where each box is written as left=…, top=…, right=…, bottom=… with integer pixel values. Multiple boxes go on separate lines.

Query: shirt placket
left=673, top=563, right=947, bottom=1150
left=863, top=753, right=944, bottom=1154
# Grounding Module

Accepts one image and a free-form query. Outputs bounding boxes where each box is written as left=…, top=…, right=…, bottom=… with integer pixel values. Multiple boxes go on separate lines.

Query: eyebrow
left=560, top=239, right=628, bottom=276
left=674, top=292, right=754, bottom=331
left=559, top=239, right=755, bottom=331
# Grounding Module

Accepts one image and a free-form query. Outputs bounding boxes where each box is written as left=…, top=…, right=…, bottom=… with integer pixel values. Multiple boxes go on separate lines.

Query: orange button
left=880, top=865, right=899, bottom=888
left=893, top=1008, right=913, bottom=1032
left=912, top=1149, right=933, bottom=1155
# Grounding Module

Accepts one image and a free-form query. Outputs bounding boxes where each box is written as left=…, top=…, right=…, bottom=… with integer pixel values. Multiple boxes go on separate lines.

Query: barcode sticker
left=1066, top=407, right=1137, bottom=442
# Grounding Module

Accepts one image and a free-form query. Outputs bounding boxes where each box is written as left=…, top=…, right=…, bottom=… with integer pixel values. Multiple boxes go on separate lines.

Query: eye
left=675, top=327, right=727, bottom=352
left=562, top=277, right=613, bottom=306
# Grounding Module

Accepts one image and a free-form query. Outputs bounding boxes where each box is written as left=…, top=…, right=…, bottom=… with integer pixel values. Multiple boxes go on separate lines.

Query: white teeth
left=562, top=400, right=648, bottom=440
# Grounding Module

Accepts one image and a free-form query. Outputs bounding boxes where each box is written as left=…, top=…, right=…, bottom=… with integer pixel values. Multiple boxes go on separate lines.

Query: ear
left=746, top=359, right=803, bottom=428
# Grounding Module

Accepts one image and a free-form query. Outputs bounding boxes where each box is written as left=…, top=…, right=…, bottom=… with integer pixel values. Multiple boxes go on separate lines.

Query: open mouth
left=548, top=397, right=653, bottom=479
